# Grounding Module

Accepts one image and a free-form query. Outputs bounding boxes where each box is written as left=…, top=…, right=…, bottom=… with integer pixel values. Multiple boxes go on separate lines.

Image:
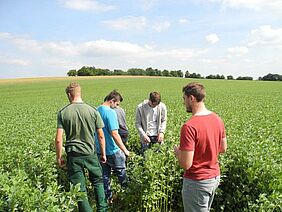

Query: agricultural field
left=0, top=76, right=281, bottom=211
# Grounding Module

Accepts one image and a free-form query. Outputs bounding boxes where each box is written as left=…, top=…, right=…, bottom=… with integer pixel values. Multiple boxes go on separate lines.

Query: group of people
left=55, top=82, right=227, bottom=212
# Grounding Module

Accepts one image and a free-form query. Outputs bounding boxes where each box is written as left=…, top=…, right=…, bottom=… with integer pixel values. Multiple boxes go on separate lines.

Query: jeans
left=67, top=153, right=108, bottom=212
left=99, top=149, right=127, bottom=200
left=182, top=176, right=220, bottom=212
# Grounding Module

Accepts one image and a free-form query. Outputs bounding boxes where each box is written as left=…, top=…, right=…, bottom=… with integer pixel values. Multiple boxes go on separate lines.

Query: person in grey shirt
left=114, top=106, right=129, bottom=145
left=135, top=91, right=167, bottom=153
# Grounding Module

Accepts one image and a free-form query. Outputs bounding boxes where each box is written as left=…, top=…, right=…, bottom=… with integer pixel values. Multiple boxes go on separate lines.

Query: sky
left=0, top=0, right=282, bottom=79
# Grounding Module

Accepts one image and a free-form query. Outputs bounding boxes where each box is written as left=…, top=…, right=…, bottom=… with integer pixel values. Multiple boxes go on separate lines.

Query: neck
left=102, top=101, right=111, bottom=107
left=71, top=96, right=83, bottom=103
left=192, top=102, right=210, bottom=116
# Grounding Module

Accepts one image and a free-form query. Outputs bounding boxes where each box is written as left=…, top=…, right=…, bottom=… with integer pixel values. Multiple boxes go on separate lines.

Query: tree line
left=67, top=66, right=282, bottom=81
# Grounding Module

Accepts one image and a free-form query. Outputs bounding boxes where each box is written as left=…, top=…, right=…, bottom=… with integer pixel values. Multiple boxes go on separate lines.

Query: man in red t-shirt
left=174, top=82, right=227, bottom=212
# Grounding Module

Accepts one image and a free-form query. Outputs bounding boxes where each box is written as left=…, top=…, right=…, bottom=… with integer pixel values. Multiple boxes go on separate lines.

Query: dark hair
left=104, top=90, right=123, bottom=102
left=182, top=83, right=205, bottom=102
left=149, top=91, right=161, bottom=104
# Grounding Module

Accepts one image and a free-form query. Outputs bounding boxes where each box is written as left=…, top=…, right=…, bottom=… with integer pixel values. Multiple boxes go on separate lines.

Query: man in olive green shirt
left=55, top=82, right=108, bottom=212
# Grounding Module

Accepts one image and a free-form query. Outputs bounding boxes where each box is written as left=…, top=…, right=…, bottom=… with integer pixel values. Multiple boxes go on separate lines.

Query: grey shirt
left=114, top=106, right=128, bottom=136
left=135, top=100, right=167, bottom=142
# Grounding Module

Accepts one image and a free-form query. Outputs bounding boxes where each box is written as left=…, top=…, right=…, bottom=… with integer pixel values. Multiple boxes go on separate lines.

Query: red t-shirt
left=180, top=113, right=226, bottom=180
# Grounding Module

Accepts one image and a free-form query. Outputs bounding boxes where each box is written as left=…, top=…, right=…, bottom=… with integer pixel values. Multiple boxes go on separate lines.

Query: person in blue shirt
left=95, top=90, right=130, bottom=204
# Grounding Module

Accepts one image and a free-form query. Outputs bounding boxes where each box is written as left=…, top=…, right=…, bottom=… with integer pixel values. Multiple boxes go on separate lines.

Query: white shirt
left=147, top=106, right=158, bottom=136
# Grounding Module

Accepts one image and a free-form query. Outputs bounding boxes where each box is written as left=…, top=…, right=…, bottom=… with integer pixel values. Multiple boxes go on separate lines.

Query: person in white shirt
left=135, top=91, right=167, bottom=153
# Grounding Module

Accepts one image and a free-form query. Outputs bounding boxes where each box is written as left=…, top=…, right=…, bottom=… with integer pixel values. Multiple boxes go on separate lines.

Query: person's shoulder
left=159, top=102, right=167, bottom=109
left=210, top=112, right=225, bottom=123
left=58, top=103, right=71, bottom=113
left=137, top=100, right=147, bottom=108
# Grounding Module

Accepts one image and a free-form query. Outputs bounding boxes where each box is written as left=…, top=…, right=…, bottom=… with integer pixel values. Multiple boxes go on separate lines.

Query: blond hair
left=65, top=82, right=81, bottom=97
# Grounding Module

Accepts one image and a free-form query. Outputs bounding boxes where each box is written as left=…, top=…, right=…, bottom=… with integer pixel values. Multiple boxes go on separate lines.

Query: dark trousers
left=141, top=136, right=160, bottom=153
left=67, top=153, right=108, bottom=212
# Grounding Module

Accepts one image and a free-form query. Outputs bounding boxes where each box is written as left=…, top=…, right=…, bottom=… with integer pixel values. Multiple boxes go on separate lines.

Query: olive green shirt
left=57, top=102, right=104, bottom=155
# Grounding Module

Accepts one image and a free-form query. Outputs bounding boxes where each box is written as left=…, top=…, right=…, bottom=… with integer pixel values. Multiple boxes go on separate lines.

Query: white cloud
left=178, top=18, right=189, bottom=24
left=152, top=21, right=171, bottom=32
left=0, top=55, right=30, bottom=66
left=61, top=0, right=115, bottom=12
left=0, top=32, right=206, bottom=69
left=205, top=34, right=219, bottom=44
left=138, top=0, right=159, bottom=10
left=104, top=16, right=171, bottom=32
left=157, top=48, right=208, bottom=60
left=80, top=40, right=148, bottom=57
left=208, top=0, right=282, bottom=12
left=0, top=32, right=42, bottom=52
left=248, top=25, right=282, bottom=47
left=103, top=16, right=146, bottom=30
left=228, top=46, right=249, bottom=55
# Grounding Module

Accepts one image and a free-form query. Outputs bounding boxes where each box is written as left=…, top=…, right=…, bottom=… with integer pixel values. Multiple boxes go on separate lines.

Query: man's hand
left=57, top=158, right=65, bottom=167
left=173, top=145, right=180, bottom=159
left=157, top=132, right=164, bottom=144
left=143, top=135, right=151, bottom=143
left=124, top=149, right=130, bottom=157
left=100, top=155, right=107, bottom=163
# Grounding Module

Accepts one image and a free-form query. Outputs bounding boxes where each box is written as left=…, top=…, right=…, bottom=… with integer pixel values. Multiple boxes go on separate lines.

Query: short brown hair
left=182, top=82, right=205, bottom=102
left=104, top=90, right=123, bottom=102
left=149, top=91, right=161, bottom=104
left=65, top=82, right=81, bottom=97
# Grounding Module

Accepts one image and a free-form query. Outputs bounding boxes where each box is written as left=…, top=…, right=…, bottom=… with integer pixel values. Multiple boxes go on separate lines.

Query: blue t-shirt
left=95, top=105, right=120, bottom=155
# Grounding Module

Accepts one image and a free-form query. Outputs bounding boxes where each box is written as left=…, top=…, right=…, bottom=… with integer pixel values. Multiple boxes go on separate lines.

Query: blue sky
left=0, top=0, right=282, bottom=79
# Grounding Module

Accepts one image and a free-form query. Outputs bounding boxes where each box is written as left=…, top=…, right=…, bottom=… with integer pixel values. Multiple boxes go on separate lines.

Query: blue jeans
left=182, top=176, right=220, bottom=212
left=99, top=149, right=127, bottom=200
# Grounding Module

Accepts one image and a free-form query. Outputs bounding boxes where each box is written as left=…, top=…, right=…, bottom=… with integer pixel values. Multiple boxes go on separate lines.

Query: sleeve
left=106, top=109, right=119, bottom=131
left=135, top=105, right=146, bottom=137
left=221, top=121, right=226, bottom=141
left=57, top=112, right=63, bottom=129
left=95, top=111, right=104, bottom=129
left=159, top=103, right=167, bottom=133
left=179, top=124, right=196, bottom=151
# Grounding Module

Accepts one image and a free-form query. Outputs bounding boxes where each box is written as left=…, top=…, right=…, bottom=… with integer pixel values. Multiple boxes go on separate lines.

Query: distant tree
left=67, top=69, right=77, bottom=76
left=260, top=73, right=282, bottom=81
left=114, top=69, right=125, bottom=75
left=169, top=70, right=178, bottom=77
left=155, top=69, right=162, bottom=76
left=176, top=70, right=183, bottom=78
left=206, top=74, right=225, bottom=79
left=95, top=68, right=111, bottom=76
left=127, top=68, right=145, bottom=75
left=162, top=69, right=170, bottom=77
left=184, top=71, right=190, bottom=78
left=236, top=76, right=253, bottom=80
left=206, top=75, right=216, bottom=79
left=77, top=66, right=92, bottom=76
left=227, top=75, right=234, bottom=80
left=189, top=72, right=202, bottom=79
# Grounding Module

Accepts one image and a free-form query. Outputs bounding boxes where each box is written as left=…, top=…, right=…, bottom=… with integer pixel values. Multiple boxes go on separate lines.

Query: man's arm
left=135, top=107, right=146, bottom=137
left=55, top=128, right=65, bottom=167
left=219, top=137, right=227, bottom=153
left=159, top=104, right=167, bottom=133
left=111, top=130, right=130, bottom=156
left=96, top=128, right=106, bottom=163
left=174, top=146, right=194, bottom=170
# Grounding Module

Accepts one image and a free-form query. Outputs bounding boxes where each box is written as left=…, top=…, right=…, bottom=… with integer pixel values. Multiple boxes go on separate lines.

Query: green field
left=0, top=76, right=281, bottom=211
